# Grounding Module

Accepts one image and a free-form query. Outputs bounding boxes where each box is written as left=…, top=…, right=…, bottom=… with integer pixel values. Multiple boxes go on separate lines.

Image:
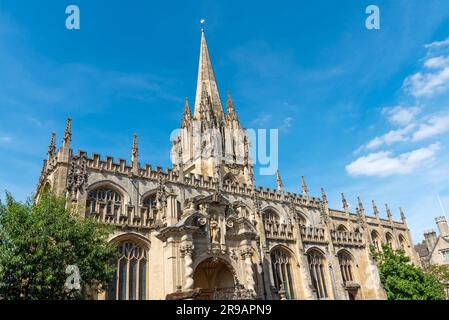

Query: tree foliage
left=0, top=190, right=117, bottom=299
left=425, top=264, right=449, bottom=291
left=371, top=244, right=446, bottom=300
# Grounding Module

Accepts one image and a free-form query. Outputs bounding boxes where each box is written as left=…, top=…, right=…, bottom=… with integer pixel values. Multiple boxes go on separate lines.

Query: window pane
left=118, top=259, right=127, bottom=300
left=139, top=260, right=147, bottom=300
left=107, top=268, right=117, bottom=300
left=129, top=259, right=137, bottom=300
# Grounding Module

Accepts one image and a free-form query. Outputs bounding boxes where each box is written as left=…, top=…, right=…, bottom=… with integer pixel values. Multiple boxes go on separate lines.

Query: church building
left=36, top=28, right=421, bottom=300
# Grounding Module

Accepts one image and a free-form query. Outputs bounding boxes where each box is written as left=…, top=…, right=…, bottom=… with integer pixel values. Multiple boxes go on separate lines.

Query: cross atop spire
left=193, top=28, right=224, bottom=121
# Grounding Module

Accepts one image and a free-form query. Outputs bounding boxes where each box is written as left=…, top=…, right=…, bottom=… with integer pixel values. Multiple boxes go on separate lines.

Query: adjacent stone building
left=36, top=29, right=420, bottom=300
left=415, top=216, right=449, bottom=267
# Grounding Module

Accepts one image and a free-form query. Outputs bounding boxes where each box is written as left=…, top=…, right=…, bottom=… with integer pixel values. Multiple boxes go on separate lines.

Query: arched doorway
left=193, top=258, right=236, bottom=300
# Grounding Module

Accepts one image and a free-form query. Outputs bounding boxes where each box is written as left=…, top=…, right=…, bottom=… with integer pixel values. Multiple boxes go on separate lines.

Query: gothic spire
left=48, top=132, right=56, bottom=156
left=62, top=117, right=72, bottom=148
left=301, top=176, right=309, bottom=197
left=181, top=97, right=192, bottom=128
left=193, top=28, right=224, bottom=121
left=225, top=91, right=240, bottom=127
left=276, top=169, right=284, bottom=192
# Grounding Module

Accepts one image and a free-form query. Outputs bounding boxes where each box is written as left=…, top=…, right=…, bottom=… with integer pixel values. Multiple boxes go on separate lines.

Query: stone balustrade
left=330, top=230, right=364, bottom=247
left=300, top=225, right=327, bottom=243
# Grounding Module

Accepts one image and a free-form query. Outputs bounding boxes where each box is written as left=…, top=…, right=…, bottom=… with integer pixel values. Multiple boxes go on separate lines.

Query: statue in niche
left=210, top=217, right=221, bottom=244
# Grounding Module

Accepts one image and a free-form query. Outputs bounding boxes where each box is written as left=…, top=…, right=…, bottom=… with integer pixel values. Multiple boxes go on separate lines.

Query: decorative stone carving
left=180, top=244, right=195, bottom=290
left=67, top=154, right=89, bottom=194
left=210, top=217, right=221, bottom=244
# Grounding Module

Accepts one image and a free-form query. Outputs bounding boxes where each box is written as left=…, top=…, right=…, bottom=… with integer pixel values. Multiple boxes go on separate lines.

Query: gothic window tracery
left=338, top=251, right=355, bottom=284
left=107, top=241, right=148, bottom=300
left=371, top=230, right=381, bottom=251
left=385, top=232, right=394, bottom=248
left=399, top=234, right=407, bottom=250
left=142, top=193, right=157, bottom=221
left=307, top=249, right=328, bottom=299
left=86, top=187, right=122, bottom=217
left=263, top=210, right=280, bottom=238
left=270, top=248, right=296, bottom=300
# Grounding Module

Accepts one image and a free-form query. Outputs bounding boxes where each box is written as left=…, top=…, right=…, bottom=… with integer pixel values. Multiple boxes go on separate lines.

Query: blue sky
left=1, top=1, right=449, bottom=242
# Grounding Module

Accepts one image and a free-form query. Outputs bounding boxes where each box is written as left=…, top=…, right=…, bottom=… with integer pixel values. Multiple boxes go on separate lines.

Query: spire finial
left=200, top=18, right=205, bottom=31
left=372, top=200, right=379, bottom=218
left=131, top=133, right=139, bottom=174
left=385, top=203, right=393, bottom=220
left=399, top=207, right=407, bottom=224
left=341, top=193, right=348, bottom=212
left=301, top=176, right=309, bottom=197
left=62, top=117, right=72, bottom=148
left=321, top=188, right=327, bottom=203
left=358, top=196, right=365, bottom=215
left=227, top=90, right=234, bottom=110
left=276, top=169, right=284, bottom=192
left=132, top=134, right=138, bottom=156
left=48, top=132, right=56, bottom=156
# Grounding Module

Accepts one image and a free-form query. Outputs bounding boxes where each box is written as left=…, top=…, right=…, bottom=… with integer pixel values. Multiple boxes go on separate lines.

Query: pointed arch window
left=263, top=210, right=280, bottom=238
left=371, top=231, right=381, bottom=251
left=142, top=193, right=157, bottom=221
left=399, top=235, right=407, bottom=250
left=107, top=241, right=148, bottom=300
left=270, top=248, right=296, bottom=300
left=307, top=250, right=328, bottom=299
left=338, top=251, right=355, bottom=284
left=87, top=187, right=122, bottom=217
left=385, top=233, right=394, bottom=248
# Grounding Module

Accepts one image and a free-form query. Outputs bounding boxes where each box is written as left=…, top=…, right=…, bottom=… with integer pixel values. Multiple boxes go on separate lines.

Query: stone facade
left=415, top=216, right=449, bottom=267
left=36, top=29, right=420, bottom=300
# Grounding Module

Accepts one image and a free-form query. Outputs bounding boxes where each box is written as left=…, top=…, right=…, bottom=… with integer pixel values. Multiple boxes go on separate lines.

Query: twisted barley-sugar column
left=183, top=246, right=194, bottom=290
left=243, top=249, right=255, bottom=292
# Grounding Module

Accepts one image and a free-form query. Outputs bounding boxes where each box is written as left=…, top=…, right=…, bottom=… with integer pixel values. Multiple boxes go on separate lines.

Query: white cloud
left=425, top=37, right=449, bottom=49
left=346, top=143, right=441, bottom=177
left=381, top=106, right=420, bottom=126
left=412, top=113, right=449, bottom=141
left=424, top=56, right=449, bottom=69
left=404, top=67, right=449, bottom=97
left=366, top=125, right=415, bottom=150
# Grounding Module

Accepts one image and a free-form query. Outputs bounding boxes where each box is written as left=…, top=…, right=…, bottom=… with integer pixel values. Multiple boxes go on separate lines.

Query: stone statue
left=210, top=217, right=221, bottom=244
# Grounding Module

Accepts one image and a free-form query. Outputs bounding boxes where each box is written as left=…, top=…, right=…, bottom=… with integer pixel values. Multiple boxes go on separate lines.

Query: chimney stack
left=424, top=230, right=438, bottom=252
left=435, top=216, right=449, bottom=237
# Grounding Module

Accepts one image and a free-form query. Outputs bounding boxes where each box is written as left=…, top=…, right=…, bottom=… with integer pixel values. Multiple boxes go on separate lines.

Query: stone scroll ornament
left=67, top=154, right=89, bottom=195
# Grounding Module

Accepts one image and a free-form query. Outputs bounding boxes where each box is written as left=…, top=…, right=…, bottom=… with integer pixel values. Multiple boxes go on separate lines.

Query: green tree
left=425, top=264, right=449, bottom=297
left=0, top=190, right=117, bottom=299
left=371, top=244, right=446, bottom=300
